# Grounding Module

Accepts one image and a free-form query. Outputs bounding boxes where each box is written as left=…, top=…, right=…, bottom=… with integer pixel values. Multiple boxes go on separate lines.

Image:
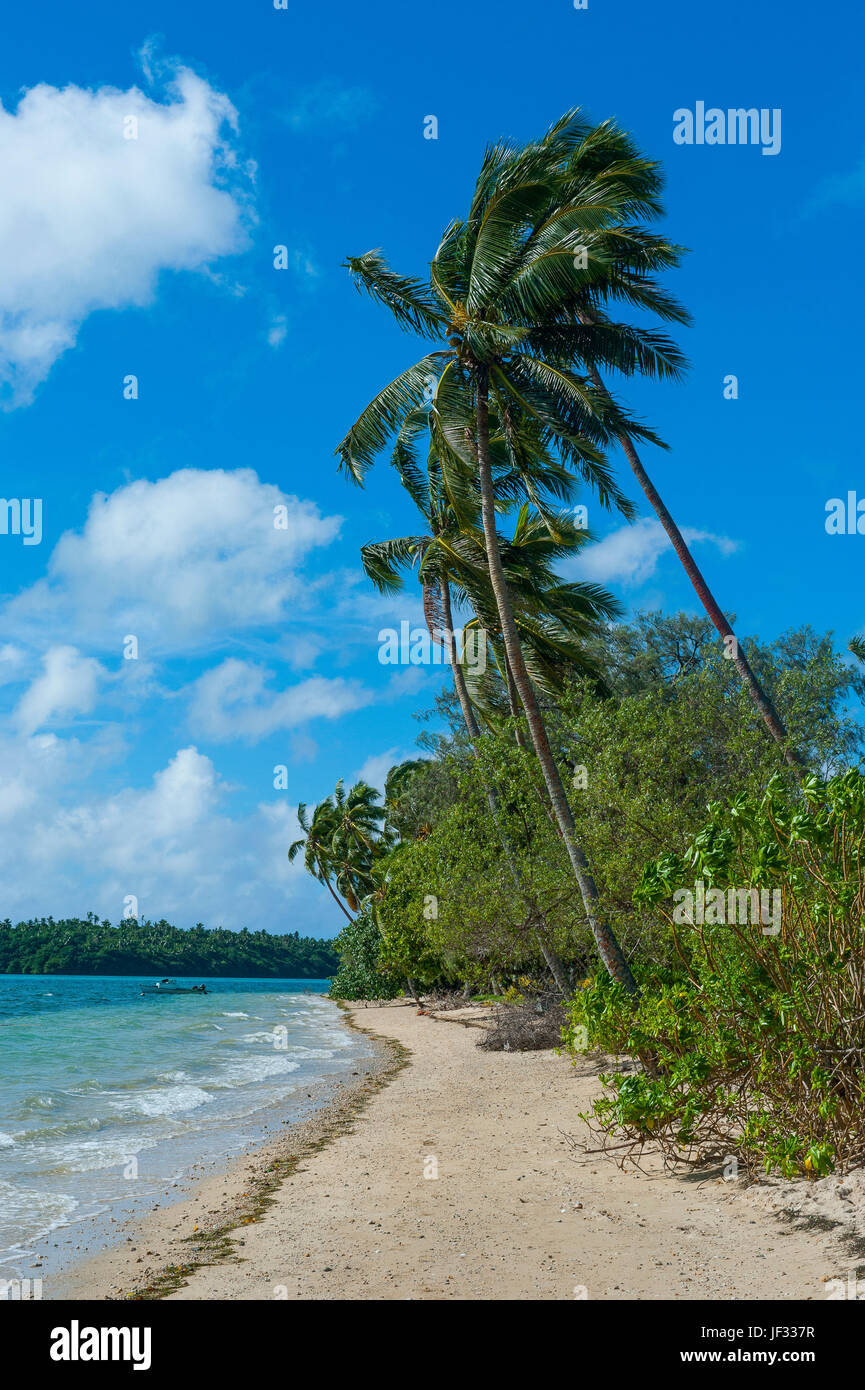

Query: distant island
left=0, top=914, right=339, bottom=978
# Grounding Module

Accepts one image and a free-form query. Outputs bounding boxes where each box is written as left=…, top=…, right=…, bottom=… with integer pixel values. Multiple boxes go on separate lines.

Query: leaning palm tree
left=502, top=115, right=801, bottom=771
left=289, top=779, right=391, bottom=919
left=364, top=435, right=619, bottom=992
left=849, top=635, right=865, bottom=664
left=361, top=405, right=618, bottom=734
left=289, top=797, right=353, bottom=921
left=328, top=778, right=393, bottom=910
left=338, top=120, right=645, bottom=992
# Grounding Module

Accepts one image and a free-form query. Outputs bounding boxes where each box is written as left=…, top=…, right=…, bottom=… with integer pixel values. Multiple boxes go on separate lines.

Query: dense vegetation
left=288, top=109, right=865, bottom=1179
left=0, top=915, right=339, bottom=978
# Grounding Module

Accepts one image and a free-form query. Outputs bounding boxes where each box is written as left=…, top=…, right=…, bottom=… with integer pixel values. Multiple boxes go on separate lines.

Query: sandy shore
left=55, top=1001, right=865, bottom=1301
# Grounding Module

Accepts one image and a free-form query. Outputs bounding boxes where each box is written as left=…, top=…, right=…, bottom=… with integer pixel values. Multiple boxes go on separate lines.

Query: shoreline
left=54, top=1001, right=865, bottom=1302
left=50, top=1004, right=409, bottom=1300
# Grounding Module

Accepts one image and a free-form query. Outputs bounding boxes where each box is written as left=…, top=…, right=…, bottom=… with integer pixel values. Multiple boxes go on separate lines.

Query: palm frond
left=344, top=250, right=448, bottom=338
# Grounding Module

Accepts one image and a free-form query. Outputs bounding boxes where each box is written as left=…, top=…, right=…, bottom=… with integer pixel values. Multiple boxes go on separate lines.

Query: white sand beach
left=55, top=1001, right=865, bottom=1302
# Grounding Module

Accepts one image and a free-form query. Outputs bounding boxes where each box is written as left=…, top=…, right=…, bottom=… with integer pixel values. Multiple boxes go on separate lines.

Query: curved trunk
left=577, top=314, right=802, bottom=776
left=438, top=580, right=482, bottom=741
left=475, top=367, right=638, bottom=995
left=502, top=647, right=528, bottom=750
left=316, top=854, right=354, bottom=922
left=438, top=577, right=569, bottom=996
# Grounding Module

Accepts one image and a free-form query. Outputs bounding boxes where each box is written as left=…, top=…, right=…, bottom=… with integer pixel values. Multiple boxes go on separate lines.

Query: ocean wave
left=11, top=1116, right=103, bottom=1144
left=240, top=1029, right=294, bottom=1045
left=17, top=1094, right=56, bottom=1115
left=108, top=1085, right=214, bottom=1119
left=26, top=1134, right=158, bottom=1175
left=280, top=1046, right=337, bottom=1061
left=0, top=1180, right=78, bottom=1237
left=211, top=1055, right=300, bottom=1087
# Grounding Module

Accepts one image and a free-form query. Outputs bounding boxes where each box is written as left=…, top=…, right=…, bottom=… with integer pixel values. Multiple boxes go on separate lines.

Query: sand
left=54, top=1001, right=865, bottom=1301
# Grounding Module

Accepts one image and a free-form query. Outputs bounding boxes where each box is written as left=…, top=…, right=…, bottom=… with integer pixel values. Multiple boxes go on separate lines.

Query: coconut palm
left=362, top=407, right=618, bottom=725
left=498, top=115, right=801, bottom=770
left=288, top=797, right=353, bottom=921
left=329, top=778, right=393, bottom=911
left=289, top=779, right=391, bottom=919
left=338, top=127, right=646, bottom=991
left=364, top=429, right=622, bottom=992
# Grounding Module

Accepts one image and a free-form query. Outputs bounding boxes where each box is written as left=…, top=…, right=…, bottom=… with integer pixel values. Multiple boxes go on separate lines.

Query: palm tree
left=290, top=780, right=391, bottom=919
left=849, top=635, right=865, bottom=664
left=509, top=115, right=801, bottom=771
left=289, top=797, right=353, bottom=921
left=384, top=757, right=432, bottom=836
left=364, top=431, right=619, bottom=992
left=329, top=778, right=393, bottom=910
left=361, top=406, right=617, bottom=731
left=338, top=120, right=642, bottom=993
left=461, top=505, right=620, bottom=718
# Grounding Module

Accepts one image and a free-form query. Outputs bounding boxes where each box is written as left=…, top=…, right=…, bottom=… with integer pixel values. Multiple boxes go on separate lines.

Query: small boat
left=139, top=978, right=208, bottom=996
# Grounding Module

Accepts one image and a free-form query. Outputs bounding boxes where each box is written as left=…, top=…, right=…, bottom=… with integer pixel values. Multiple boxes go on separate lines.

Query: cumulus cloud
left=1, top=468, right=342, bottom=652
left=187, top=658, right=372, bottom=742
left=0, top=736, right=332, bottom=929
left=567, top=518, right=738, bottom=588
left=0, top=64, right=251, bottom=405
left=351, top=747, right=407, bottom=794
left=14, top=645, right=106, bottom=734
left=0, top=643, right=26, bottom=685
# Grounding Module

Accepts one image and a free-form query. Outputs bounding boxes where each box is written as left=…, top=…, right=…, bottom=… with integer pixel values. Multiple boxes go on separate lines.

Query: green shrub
left=328, top=909, right=401, bottom=1001
left=564, top=770, right=865, bottom=1176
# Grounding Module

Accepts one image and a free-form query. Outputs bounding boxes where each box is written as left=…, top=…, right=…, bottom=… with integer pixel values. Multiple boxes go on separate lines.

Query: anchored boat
left=139, top=978, right=208, bottom=996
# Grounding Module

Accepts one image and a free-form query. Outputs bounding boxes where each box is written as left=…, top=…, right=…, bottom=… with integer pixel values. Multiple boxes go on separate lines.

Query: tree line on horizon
left=0, top=914, right=339, bottom=978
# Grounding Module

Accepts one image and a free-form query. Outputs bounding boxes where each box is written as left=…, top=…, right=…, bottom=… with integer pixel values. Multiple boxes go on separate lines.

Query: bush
left=328, top=909, right=401, bottom=1000
left=563, top=770, right=865, bottom=1176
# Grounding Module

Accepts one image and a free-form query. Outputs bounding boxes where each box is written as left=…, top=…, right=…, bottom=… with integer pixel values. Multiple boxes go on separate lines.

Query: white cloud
left=281, top=79, right=377, bottom=131
left=568, top=518, right=738, bottom=588
left=352, top=747, right=401, bottom=794
left=291, top=249, right=319, bottom=280
left=187, top=658, right=373, bottom=743
left=805, top=152, right=865, bottom=215
left=0, top=736, right=338, bottom=930
left=267, top=313, right=288, bottom=348
left=2, top=468, right=342, bottom=652
left=0, top=65, right=251, bottom=405
left=0, top=643, right=26, bottom=685
left=14, top=645, right=106, bottom=734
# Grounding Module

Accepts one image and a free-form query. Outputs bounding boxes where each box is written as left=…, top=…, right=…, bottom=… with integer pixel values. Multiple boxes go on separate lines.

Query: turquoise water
left=0, top=975, right=368, bottom=1283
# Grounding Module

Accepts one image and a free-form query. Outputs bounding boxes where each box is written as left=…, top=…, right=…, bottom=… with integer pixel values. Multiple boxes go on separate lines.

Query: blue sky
left=0, top=0, right=861, bottom=936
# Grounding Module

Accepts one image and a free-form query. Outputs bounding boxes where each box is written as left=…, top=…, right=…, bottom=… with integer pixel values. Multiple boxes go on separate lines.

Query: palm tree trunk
left=438, top=578, right=570, bottom=996
left=502, top=648, right=529, bottom=749
left=475, top=366, right=638, bottom=996
left=316, top=854, right=354, bottom=922
left=577, top=317, right=802, bottom=775
left=438, top=581, right=482, bottom=740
